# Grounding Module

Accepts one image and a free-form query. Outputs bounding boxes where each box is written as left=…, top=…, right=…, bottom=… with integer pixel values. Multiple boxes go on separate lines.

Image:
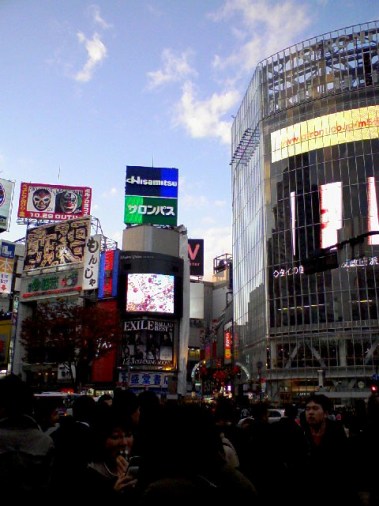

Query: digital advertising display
left=271, top=105, right=379, bottom=163
left=18, top=182, right=92, bottom=221
left=118, top=251, right=183, bottom=319
left=126, top=273, right=175, bottom=314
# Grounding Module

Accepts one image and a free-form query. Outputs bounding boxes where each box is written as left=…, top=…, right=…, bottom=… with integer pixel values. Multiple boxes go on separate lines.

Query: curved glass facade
left=231, top=21, right=379, bottom=402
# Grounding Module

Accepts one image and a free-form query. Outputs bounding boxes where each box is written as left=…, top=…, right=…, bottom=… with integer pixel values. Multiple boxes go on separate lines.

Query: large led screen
left=119, top=251, right=183, bottom=319
left=126, top=273, right=175, bottom=314
left=271, top=105, right=379, bottom=163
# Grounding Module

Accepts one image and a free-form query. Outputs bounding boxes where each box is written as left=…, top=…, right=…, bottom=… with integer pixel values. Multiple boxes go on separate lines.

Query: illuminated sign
left=18, top=182, right=92, bottom=221
left=224, top=321, right=232, bottom=365
left=320, top=182, right=342, bottom=249
left=125, top=166, right=178, bottom=198
left=98, top=249, right=119, bottom=299
left=124, top=195, right=177, bottom=226
left=188, top=239, right=204, bottom=277
left=271, top=105, right=379, bottom=162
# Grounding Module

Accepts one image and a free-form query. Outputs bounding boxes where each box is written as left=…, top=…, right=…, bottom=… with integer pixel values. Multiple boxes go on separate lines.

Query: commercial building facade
left=231, top=21, right=379, bottom=403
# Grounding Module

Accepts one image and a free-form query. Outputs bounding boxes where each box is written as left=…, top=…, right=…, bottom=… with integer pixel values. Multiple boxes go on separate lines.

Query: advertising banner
left=82, top=234, right=101, bottom=290
left=188, top=239, right=204, bottom=276
left=121, top=319, right=175, bottom=368
left=24, top=217, right=91, bottom=271
left=127, top=371, right=170, bottom=390
left=125, top=166, right=178, bottom=198
left=224, top=321, right=233, bottom=365
left=0, top=178, right=15, bottom=232
left=0, top=241, right=15, bottom=294
left=271, top=105, right=379, bottom=163
left=18, top=182, right=92, bottom=221
left=21, top=268, right=82, bottom=300
left=124, top=195, right=177, bottom=226
left=98, top=249, right=119, bottom=298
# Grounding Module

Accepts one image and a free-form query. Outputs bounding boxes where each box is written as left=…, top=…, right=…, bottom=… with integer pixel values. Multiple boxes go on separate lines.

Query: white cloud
left=102, top=187, right=118, bottom=198
left=173, top=81, right=239, bottom=145
left=74, top=32, right=107, bottom=83
left=146, top=49, right=197, bottom=89
left=89, top=5, right=112, bottom=30
left=210, top=0, right=310, bottom=74
left=180, top=193, right=209, bottom=208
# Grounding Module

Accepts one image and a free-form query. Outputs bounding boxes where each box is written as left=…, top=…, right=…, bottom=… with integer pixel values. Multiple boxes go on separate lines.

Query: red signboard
left=18, top=182, right=92, bottom=221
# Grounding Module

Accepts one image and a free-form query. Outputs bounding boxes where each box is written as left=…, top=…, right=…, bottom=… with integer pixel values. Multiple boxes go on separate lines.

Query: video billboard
left=24, top=217, right=91, bottom=271
left=118, top=251, right=183, bottom=319
left=271, top=105, right=379, bottom=163
left=18, top=182, right=92, bottom=221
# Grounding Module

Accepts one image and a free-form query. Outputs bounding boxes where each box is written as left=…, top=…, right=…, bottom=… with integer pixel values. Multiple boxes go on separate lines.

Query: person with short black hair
left=302, top=393, right=355, bottom=506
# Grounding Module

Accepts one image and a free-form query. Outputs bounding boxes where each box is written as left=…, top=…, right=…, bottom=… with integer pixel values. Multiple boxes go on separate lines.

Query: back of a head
left=72, top=395, right=97, bottom=423
left=214, top=397, right=238, bottom=425
left=0, top=374, right=34, bottom=418
left=113, top=388, right=140, bottom=420
left=284, top=403, right=298, bottom=420
left=251, top=402, right=269, bottom=422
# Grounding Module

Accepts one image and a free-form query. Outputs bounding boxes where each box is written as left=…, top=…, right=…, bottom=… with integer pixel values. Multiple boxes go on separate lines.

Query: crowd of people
left=0, top=373, right=378, bottom=505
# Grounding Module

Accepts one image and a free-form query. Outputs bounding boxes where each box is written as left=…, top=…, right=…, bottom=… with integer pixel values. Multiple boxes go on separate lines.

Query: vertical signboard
left=224, top=320, right=233, bottom=365
left=0, top=241, right=15, bottom=294
left=82, top=234, right=101, bottom=290
left=188, top=239, right=204, bottom=276
left=98, top=249, right=120, bottom=298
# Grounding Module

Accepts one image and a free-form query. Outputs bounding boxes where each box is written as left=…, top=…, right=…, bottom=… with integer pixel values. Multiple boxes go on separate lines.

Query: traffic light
left=302, top=250, right=339, bottom=275
left=371, top=379, right=379, bottom=393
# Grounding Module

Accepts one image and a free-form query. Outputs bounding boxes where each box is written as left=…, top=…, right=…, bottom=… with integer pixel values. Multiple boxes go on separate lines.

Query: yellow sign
left=271, top=105, right=379, bottom=162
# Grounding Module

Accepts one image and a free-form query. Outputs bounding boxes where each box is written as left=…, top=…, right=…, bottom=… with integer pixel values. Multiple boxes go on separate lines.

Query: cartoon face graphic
left=58, top=191, right=79, bottom=213
left=32, top=188, right=52, bottom=211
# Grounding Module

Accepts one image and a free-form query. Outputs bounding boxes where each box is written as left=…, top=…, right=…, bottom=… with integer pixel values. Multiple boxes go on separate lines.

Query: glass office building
left=231, top=21, right=379, bottom=403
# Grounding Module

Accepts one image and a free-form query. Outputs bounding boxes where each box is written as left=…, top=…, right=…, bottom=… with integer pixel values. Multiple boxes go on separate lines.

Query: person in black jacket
left=302, top=394, right=355, bottom=506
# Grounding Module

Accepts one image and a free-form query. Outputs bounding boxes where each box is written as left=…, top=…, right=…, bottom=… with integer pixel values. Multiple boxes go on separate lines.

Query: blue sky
left=1, top=0, right=378, bottom=279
